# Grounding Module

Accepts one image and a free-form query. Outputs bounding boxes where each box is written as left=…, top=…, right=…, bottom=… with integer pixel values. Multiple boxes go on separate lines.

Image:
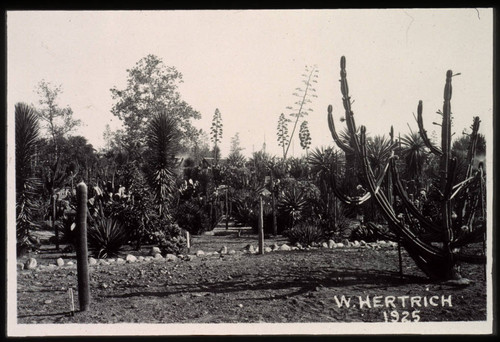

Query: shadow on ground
left=105, top=267, right=428, bottom=301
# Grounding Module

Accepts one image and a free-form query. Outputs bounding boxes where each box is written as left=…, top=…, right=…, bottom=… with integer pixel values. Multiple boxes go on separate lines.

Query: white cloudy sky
left=7, top=9, right=493, bottom=158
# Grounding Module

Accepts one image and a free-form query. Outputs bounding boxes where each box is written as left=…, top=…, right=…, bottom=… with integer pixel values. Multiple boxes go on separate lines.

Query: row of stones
left=19, top=239, right=398, bottom=271
left=243, top=239, right=398, bottom=253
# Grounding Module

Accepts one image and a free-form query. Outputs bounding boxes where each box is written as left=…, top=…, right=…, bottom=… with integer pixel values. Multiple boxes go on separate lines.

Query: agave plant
left=284, top=222, right=325, bottom=246
left=87, top=216, right=129, bottom=259
left=278, top=187, right=308, bottom=228
left=15, top=103, right=42, bottom=254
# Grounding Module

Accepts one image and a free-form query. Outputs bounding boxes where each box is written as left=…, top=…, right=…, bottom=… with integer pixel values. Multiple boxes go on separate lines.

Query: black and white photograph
left=6, top=9, right=494, bottom=336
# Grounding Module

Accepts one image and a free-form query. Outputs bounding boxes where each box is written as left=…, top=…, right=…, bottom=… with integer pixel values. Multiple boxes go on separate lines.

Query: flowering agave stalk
left=327, top=56, right=485, bottom=281
left=283, top=65, right=319, bottom=159
left=277, top=113, right=291, bottom=159
left=299, top=120, right=312, bottom=157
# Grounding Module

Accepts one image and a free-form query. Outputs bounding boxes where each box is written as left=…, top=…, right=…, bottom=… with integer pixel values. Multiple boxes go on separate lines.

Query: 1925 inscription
left=333, top=295, right=453, bottom=322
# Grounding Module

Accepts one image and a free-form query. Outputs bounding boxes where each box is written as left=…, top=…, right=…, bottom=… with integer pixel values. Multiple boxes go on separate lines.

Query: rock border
left=18, top=240, right=398, bottom=272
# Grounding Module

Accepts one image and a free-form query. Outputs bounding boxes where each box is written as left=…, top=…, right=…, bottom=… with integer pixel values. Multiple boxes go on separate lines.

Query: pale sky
left=7, top=9, right=493, bottom=158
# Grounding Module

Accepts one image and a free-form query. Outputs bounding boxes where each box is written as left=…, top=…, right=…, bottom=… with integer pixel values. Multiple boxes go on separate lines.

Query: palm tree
left=366, top=135, right=393, bottom=176
left=145, top=111, right=181, bottom=218
left=15, top=103, right=41, bottom=255
left=400, top=130, right=428, bottom=187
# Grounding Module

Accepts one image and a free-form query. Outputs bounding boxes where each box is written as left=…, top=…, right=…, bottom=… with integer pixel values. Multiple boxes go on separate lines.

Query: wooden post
left=76, top=182, right=90, bottom=312
left=225, top=187, right=229, bottom=230
left=271, top=173, right=277, bottom=236
left=397, top=241, right=404, bottom=279
left=396, top=131, right=403, bottom=279
left=258, top=194, right=264, bottom=254
left=186, top=230, right=191, bottom=253
left=53, top=193, right=59, bottom=250
left=68, top=288, right=75, bottom=316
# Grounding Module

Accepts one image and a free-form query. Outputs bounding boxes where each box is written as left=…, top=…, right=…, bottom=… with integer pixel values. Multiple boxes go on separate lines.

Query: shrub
left=283, top=222, right=325, bottom=246
left=175, top=199, right=220, bottom=235
left=313, top=200, right=352, bottom=240
left=350, top=222, right=395, bottom=242
left=87, top=217, right=129, bottom=258
left=145, top=218, right=186, bottom=254
left=157, top=224, right=187, bottom=255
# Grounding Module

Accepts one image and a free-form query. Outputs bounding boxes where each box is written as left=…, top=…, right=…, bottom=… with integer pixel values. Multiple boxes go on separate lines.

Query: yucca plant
left=87, top=216, right=128, bottom=259
left=145, top=111, right=181, bottom=218
left=15, top=103, right=42, bottom=255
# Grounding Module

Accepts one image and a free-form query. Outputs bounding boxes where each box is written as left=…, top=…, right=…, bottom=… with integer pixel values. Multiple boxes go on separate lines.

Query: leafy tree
left=15, top=103, right=42, bottom=255
left=210, top=108, right=223, bottom=163
left=59, top=136, right=98, bottom=181
left=33, top=80, right=82, bottom=249
left=229, top=132, right=243, bottom=156
left=189, top=128, right=212, bottom=166
left=102, top=124, right=128, bottom=153
left=110, top=54, right=201, bottom=148
left=34, top=80, right=81, bottom=156
left=283, top=65, right=319, bottom=159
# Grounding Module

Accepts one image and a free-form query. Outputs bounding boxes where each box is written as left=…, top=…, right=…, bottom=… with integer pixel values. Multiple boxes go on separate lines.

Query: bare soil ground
left=17, top=227, right=487, bottom=324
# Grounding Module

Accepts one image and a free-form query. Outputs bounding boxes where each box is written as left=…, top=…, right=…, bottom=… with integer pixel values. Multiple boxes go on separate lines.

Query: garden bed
left=17, top=228, right=487, bottom=324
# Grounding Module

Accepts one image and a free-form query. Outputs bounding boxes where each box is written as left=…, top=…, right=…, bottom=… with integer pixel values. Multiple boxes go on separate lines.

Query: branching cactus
left=327, top=56, right=486, bottom=281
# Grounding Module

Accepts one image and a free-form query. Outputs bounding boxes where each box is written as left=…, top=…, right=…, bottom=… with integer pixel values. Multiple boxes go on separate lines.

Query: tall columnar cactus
left=76, top=182, right=90, bottom=311
left=327, top=56, right=486, bottom=281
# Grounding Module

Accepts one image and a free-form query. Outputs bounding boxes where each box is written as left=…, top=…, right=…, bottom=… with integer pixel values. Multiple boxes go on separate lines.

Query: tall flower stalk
left=283, top=65, right=319, bottom=159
